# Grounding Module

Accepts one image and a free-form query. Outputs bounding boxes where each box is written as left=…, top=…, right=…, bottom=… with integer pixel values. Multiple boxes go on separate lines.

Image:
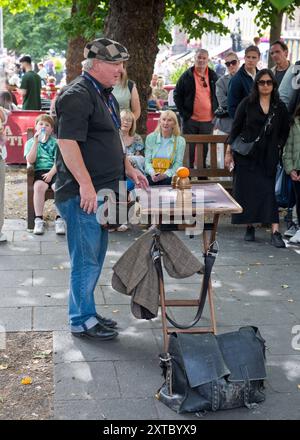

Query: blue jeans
left=56, top=195, right=108, bottom=331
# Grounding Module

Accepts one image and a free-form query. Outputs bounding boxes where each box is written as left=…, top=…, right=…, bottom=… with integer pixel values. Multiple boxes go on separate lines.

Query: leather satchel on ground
left=157, top=326, right=266, bottom=414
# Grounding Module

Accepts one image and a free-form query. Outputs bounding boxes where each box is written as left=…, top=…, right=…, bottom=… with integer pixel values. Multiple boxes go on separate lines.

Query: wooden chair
left=182, top=134, right=232, bottom=190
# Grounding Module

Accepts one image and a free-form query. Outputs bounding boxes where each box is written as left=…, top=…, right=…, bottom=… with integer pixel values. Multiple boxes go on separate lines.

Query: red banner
left=4, top=111, right=46, bottom=164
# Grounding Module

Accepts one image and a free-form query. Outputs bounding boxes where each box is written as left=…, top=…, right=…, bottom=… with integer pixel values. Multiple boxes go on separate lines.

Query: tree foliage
left=3, top=5, right=70, bottom=60
left=233, top=0, right=300, bottom=33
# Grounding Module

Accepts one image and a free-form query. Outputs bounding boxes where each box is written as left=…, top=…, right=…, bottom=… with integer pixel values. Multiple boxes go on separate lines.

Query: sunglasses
left=257, top=80, right=273, bottom=86
left=200, top=76, right=207, bottom=87
left=225, top=59, right=238, bottom=67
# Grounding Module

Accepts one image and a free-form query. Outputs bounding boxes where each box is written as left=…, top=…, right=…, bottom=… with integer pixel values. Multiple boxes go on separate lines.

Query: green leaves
left=3, top=6, right=70, bottom=59
left=269, top=0, right=294, bottom=10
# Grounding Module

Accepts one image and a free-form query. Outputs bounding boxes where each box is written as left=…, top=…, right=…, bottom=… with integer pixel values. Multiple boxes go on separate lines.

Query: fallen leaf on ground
left=0, top=364, right=8, bottom=370
left=33, top=350, right=52, bottom=359
left=21, top=376, right=32, bottom=385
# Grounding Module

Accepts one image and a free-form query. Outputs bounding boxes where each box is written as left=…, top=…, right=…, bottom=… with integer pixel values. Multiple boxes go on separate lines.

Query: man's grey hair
left=195, top=48, right=209, bottom=57
left=81, top=58, right=94, bottom=72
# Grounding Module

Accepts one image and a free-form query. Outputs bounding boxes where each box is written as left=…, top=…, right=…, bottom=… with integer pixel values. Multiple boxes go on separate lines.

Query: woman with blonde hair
left=145, top=110, right=186, bottom=186
left=120, top=109, right=144, bottom=173
left=112, top=67, right=141, bottom=121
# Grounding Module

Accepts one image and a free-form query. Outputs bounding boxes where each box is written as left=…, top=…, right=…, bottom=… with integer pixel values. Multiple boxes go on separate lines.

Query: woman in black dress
left=225, top=69, right=290, bottom=248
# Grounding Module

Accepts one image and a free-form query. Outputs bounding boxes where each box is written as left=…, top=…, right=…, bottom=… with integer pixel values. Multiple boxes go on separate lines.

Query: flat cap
left=83, top=38, right=129, bottom=63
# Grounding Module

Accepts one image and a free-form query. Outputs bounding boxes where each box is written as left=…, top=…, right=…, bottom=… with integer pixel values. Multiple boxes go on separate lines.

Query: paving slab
left=114, top=358, right=162, bottom=399
left=0, top=254, right=70, bottom=270
left=33, top=304, right=162, bottom=332
left=53, top=328, right=159, bottom=363
left=54, top=398, right=159, bottom=420
left=266, top=354, right=300, bottom=393
left=0, top=306, right=32, bottom=331
left=13, top=230, right=67, bottom=242
left=0, top=269, right=32, bottom=287
left=54, top=361, right=120, bottom=401
left=0, top=286, right=103, bottom=308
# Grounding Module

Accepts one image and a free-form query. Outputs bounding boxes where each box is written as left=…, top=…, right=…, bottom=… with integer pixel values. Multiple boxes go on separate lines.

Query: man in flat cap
left=55, top=38, right=148, bottom=341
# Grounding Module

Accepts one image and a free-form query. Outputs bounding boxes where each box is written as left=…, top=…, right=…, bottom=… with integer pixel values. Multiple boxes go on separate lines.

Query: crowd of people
left=1, top=36, right=300, bottom=340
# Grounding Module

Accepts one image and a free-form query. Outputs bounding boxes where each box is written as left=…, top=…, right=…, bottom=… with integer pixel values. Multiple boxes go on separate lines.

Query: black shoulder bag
left=231, top=110, right=275, bottom=156
left=153, top=234, right=267, bottom=415
left=157, top=326, right=266, bottom=414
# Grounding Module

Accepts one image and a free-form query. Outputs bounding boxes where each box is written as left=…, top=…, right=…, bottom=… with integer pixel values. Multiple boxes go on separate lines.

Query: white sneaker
left=289, top=229, right=300, bottom=244
left=55, top=217, right=66, bottom=235
left=284, top=223, right=299, bottom=237
left=33, top=218, right=45, bottom=235
left=117, top=224, right=128, bottom=232
left=0, top=232, right=7, bottom=243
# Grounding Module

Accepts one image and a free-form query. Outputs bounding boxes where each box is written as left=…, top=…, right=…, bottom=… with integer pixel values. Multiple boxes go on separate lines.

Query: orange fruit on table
left=176, top=167, right=190, bottom=178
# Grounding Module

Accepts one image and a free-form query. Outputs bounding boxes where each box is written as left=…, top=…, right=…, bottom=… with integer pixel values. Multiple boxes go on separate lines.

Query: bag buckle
left=204, top=240, right=219, bottom=258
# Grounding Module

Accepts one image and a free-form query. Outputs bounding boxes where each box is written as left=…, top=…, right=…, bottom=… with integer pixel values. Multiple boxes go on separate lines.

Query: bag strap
left=151, top=232, right=218, bottom=329
left=170, top=137, right=177, bottom=164
left=254, top=104, right=275, bottom=142
left=128, top=79, right=134, bottom=94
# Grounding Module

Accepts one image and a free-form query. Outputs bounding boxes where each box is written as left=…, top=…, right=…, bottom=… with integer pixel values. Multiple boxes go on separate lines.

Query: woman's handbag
left=275, top=164, right=292, bottom=208
left=152, top=138, right=176, bottom=174
left=231, top=111, right=275, bottom=156
left=157, top=326, right=266, bottom=414
left=230, top=134, right=257, bottom=156
left=152, top=157, right=172, bottom=174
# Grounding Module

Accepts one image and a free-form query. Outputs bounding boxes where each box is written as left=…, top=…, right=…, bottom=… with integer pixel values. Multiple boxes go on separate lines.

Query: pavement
left=0, top=217, right=300, bottom=420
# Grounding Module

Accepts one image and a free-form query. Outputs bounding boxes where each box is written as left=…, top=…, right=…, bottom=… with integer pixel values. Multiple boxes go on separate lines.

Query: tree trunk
left=66, top=35, right=87, bottom=83
left=104, top=0, right=166, bottom=134
left=268, top=9, right=284, bottom=68
left=66, top=0, right=98, bottom=83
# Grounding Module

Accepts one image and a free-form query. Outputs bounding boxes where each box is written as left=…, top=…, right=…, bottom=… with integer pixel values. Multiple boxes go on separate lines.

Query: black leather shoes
left=96, top=313, right=118, bottom=328
left=72, top=322, right=118, bottom=340
left=271, top=231, right=286, bottom=248
left=244, top=226, right=255, bottom=241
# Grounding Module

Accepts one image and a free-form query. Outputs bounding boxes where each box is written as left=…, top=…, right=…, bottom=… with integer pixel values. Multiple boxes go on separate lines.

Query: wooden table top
left=135, top=183, right=242, bottom=217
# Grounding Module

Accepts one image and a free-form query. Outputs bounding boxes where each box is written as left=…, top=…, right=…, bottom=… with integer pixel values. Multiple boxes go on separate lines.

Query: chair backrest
left=183, top=134, right=230, bottom=178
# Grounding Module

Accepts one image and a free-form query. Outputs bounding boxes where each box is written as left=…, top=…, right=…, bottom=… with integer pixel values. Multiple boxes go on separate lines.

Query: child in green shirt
left=24, top=114, right=65, bottom=235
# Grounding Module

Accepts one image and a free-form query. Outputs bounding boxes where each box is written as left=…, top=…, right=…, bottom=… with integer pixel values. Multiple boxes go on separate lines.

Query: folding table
left=136, top=183, right=242, bottom=351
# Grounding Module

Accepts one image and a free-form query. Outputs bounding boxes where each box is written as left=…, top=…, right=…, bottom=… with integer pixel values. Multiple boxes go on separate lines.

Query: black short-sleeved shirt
left=55, top=75, right=125, bottom=202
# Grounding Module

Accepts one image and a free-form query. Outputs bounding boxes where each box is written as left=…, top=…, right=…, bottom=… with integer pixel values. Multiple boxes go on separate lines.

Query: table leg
left=203, top=213, right=220, bottom=334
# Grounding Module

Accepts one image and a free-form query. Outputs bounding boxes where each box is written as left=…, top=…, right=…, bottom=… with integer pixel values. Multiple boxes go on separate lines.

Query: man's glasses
left=225, top=59, right=238, bottom=67
left=200, top=76, right=207, bottom=87
left=257, top=80, right=273, bottom=86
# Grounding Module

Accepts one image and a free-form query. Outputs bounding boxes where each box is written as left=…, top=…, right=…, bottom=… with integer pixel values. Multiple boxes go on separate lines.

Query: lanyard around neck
left=82, top=72, right=120, bottom=130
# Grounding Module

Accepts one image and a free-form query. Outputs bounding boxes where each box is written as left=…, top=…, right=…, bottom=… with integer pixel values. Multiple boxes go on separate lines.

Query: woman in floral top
left=120, top=109, right=145, bottom=173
